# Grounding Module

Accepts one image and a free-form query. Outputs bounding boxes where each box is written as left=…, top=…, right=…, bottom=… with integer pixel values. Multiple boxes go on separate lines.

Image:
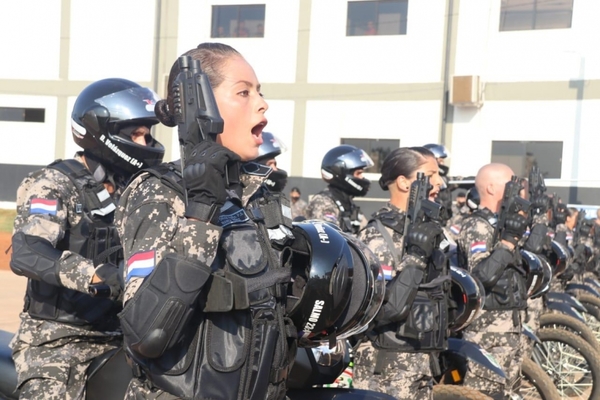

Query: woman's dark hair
left=378, top=147, right=435, bottom=191
left=155, top=43, right=240, bottom=127
left=290, top=187, right=301, bottom=194
left=567, top=207, right=578, bottom=217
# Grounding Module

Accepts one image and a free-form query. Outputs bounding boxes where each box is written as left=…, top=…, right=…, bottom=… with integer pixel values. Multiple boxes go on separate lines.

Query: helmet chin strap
left=83, top=151, right=120, bottom=189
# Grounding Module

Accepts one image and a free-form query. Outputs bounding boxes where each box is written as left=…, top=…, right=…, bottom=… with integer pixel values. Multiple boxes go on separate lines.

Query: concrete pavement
left=0, top=271, right=26, bottom=333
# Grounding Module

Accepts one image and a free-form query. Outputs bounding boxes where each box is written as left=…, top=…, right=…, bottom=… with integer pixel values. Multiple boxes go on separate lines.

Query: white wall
left=69, top=0, right=156, bottom=82
left=0, top=0, right=61, bottom=80
left=178, top=0, right=300, bottom=84
left=0, top=95, right=58, bottom=165
left=455, top=0, right=600, bottom=82
left=451, top=100, right=600, bottom=188
left=303, top=100, right=441, bottom=178
left=308, top=0, right=447, bottom=84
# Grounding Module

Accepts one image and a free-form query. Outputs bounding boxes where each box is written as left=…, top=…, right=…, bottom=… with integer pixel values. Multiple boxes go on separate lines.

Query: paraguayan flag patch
left=126, top=250, right=156, bottom=282
left=470, top=241, right=487, bottom=254
left=379, top=264, right=393, bottom=281
left=30, top=198, right=58, bottom=215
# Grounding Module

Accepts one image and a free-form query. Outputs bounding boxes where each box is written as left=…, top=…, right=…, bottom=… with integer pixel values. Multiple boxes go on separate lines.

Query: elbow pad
left=10, top=232, right=61, bottom=286
left=472, top=247, right=514, bottom=288
left=119, top=253, right=211, bottom=359
left=554, top=231, right=567, bottom=246
left=375, top=264, right=424, bottom=326
left=523, top=224, right=549, bottom=254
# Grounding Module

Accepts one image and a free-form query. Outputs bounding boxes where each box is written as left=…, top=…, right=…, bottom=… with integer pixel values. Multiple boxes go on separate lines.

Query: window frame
left=499, top=0, right=574, bottom=32
left=0, top=106, right=46, bottom=123
left=490, top=140, right=563, bottom=179
left=346, top=0, right=409, bottom=37
left=340, top=137, right=400, bottom=174
left=211, top=4, right=266, bottom=38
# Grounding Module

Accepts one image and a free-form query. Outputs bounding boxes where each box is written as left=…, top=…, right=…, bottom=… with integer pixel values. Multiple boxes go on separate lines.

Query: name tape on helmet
left=99, top=134, right=143, bottom=169
left=303, top=299, right=325, bottom=334
left=314, top=223, right=330, bottom=244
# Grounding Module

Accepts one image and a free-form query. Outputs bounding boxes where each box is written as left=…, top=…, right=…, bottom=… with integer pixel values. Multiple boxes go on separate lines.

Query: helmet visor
left=94, top=86, right=160, bottom=126
left=338, top=148, right=375, bottom=171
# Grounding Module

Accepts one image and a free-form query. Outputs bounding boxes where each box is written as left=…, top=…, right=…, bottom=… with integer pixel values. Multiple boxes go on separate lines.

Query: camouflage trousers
left=124, top=379, right=181, bottom=400
left=353, top=341, right=433, bottom=399
left=461, top=330, right=522, bottom=400
left=11, top=335, right=120, bottom=400
left=521, top=297, right=544, bottom=358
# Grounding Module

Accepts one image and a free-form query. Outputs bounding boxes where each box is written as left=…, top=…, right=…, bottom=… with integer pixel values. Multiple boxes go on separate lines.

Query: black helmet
left=448, top=266, right=484, bottom=332
left=423, top=143, right=450, bottom=159
left=71, top=78, right=165, bottom=177
left=288, top=220, right=385, bottom=345
left=321, top=145, right=373, bottom=197
left=466, top=187, right=480, bottom=211
left=533, top=256, right=553, bottom=299
left=255, top=132, right=287, bottom=163
left=521, top=250, right=546, bottom=298
left=549, top=240, right=569, bottom=277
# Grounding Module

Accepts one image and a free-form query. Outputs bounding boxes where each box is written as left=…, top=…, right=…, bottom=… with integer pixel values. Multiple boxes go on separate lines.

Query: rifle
left=528, top=165, right=547, bottom=216
left=171, top=55, right=225, bottom=201
left=403, top=172, right=442, bottom=246
left=494, top=176, right=531, bottom=244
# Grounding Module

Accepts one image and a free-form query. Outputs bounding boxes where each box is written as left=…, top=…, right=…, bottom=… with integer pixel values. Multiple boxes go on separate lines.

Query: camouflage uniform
left=458, top=212, right=522, bottom=399
left=290, top=198, right=308, bottom=220
left=306, top=187, right=366, bottom=234
left=446, top=205, right=469, bottom=243
left=116, top=164, right=281, bottom=399
left=9, top=154, right=121, bottom=400
left=353, top=203, right=433, bottom=400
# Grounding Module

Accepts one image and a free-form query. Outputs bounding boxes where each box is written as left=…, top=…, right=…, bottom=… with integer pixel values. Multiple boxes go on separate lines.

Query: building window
left=341, top=138, right=399, bottom=173
left=347, top=0, right=408, bottom=36
left=499, top=0, right=574, bottom=32
left=0, top=107, right=45, bottom=123
left=211, top=4, right=265, bottom=38
left=491, top=141, right=563, bottom=179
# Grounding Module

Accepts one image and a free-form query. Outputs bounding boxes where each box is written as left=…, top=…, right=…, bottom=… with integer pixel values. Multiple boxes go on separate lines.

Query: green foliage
left=0, top=209, right=16, bottom=233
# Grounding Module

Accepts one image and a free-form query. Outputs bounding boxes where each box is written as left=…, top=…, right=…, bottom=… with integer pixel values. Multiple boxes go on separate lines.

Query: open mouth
left=251, top=120, right=267, bottom=145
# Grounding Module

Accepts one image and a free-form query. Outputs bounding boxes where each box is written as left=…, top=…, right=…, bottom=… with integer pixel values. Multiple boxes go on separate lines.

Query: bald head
left=475, top=163, right=515, bottom=212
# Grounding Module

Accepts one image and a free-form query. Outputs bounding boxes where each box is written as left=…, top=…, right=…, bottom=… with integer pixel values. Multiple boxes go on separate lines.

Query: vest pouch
left=26, top=280, right=59, bottom=320
left=372, top=291, right=448, bottom=353
left=196, top=309, right=252, bottom=400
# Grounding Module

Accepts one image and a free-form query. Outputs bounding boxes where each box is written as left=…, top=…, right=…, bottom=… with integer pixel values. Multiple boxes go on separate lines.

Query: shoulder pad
left=242, top=162, right=271, bottom=177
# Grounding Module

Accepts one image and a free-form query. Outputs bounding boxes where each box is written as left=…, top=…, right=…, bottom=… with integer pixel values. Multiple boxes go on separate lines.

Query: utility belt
left=483, top=267, right=527, bottom=312
left=369, top=275, right=451, bottom=353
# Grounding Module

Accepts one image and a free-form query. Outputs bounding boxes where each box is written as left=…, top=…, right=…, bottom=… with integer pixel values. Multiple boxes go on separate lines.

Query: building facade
left=1, top=0, right=598, bottom=215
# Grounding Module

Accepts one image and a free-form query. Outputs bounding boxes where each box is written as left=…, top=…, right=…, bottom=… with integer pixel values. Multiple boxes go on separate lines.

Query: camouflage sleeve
left=358, top=224, right=402, bottom=280
left=13, top=168, right=96, bottom=292
left=117, top=175, right=223, bottom=304
left=457, top=217, right=497, bottom=272
left=306, top=194, right=341, bottom=226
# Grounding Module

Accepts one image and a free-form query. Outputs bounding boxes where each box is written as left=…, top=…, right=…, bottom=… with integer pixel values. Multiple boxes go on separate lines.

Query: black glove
left=92, top=263, right=123, bottom=301
left=405, top=222, right=443, bottom=261
left=523, top=223, right=549, bottom=254
left=182, top=141, right=240, bottom=223
left=531, top=195, right=549, bottom=216
left=501, top=213, right=528, bottom=245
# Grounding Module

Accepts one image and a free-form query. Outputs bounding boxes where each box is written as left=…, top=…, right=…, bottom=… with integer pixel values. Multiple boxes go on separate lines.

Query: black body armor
left=24, top=159, right=121, bottom=331
left=125, top=163, right=297, bottom=400
left=367, top=211, right=450, bottom=353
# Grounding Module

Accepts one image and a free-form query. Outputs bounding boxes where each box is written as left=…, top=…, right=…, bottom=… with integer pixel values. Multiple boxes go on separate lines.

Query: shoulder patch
left=30, top=198, right=58, bottom=215
left=380, top=264, right=393, bottom=281
left=126, top=250, right=156, bottom=282
left=470, top=241, right=487, bottom=254
left=450, top=225, right=461, bottom=235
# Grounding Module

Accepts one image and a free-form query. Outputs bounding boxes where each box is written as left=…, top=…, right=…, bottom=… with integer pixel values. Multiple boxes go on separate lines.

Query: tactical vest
left=24, top=159, right=122, bottom=331
left=320, top=190, right=362, bottom=235
left=366, top=210, right=450, bottom=353
left=461, top=209, right=528, bottom=312
left=128, top=163, right=297, bottom=400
